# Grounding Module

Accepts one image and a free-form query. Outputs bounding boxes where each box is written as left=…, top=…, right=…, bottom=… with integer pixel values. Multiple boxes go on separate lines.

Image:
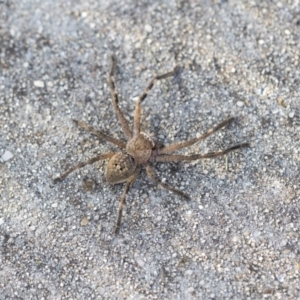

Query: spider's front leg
left=109, top=55, right=132, bottom=139
left=158, top=117, right=235, bottom=154
left=155, top=143, right=250, bottom=163
left=133, top=66, right=179, bottom=136
left=73, top=119, right=126, bottom=149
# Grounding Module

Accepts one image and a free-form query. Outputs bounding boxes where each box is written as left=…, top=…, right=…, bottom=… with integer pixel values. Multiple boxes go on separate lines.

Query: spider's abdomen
left=126, top=132, right=155, bottom=164
left=106, top=153, right=137, bottom=184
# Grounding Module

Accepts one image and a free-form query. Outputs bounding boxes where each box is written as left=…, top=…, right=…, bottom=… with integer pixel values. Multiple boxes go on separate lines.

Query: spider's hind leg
left=145, top=164, right=190, bottom=200
left=53, top=153, right=115, bottom=183
left=114, top=168, right=140, bottom=234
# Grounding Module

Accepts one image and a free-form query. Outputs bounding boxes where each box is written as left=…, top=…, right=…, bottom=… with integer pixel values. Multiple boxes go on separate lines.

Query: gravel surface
left=1, top=0, right=299, bottom=299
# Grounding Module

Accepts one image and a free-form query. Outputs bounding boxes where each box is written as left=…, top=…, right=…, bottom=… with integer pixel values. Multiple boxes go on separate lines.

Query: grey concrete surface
left=1, top=0, right=299, bottom=299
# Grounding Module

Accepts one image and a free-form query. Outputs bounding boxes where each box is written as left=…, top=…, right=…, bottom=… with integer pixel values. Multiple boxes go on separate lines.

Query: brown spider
left=54, top=56, right=249, bottom=234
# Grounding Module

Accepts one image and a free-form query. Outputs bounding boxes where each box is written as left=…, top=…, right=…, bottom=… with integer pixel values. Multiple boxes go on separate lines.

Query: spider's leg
left=114, top=168, right=140, bottom=234
left=53, top=152, right=115, bottom=183
left=158, top=117, right=234, bottom=154
left=73, top=119, right=126, bottom=149
left=133, top=67, right=178, bottom=136
left=145, top=164, right=190, bottom=200
left=156, top=143, right=250, bottom=162
left=109, top=55, right=133, bottom=139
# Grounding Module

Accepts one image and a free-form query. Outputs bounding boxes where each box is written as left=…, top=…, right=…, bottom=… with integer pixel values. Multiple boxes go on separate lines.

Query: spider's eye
left=106, top=153, right=136, bottom=184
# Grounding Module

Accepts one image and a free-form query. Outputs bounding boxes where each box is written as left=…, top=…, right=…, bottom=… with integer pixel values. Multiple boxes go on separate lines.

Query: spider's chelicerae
left=54, top=56, right=249, bottom=233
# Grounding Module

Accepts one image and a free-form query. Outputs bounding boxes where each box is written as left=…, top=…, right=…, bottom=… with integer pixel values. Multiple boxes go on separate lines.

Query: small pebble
left=145, top=24, right=152, bottom=33
left=237, top=101, right=244, bottom=107
left=33, top=80, right=44, bottom=88
left=288, top=111, right=295, bottom=118
left=1, top=150, right=14, bottom=162
left=136, top=258, right=145, bottom=267
left=81, top=216, right=89, bottom=226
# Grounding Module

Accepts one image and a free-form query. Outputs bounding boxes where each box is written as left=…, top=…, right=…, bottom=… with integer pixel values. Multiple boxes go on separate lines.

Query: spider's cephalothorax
left=126, top=132, right=155, bottom=164
left=54, top=55, right=249, bottom=234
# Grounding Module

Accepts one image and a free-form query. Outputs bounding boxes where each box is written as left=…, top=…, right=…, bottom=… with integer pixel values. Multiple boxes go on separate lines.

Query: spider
left=54, top=55, right=249, bottom=234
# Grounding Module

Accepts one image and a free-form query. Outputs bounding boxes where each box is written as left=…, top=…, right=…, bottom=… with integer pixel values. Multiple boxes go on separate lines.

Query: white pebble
left=237, top=101, right=244, bottom=107
left=1, top=150, right=14, bottom=162
left=81, top=11, right=87, bottom=18
left=34, top=80, right=45, bottom=88
left=136, top=258, right=145, bottom=267
left=185, top=269, right=193, bottom=275
left=289, top=111, right=295, bottom=118
left=145, top=24, right=152, bottom=33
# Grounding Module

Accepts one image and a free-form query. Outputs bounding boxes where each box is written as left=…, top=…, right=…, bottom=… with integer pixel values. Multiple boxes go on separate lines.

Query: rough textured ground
left=1, top=0, right=299, bottom=299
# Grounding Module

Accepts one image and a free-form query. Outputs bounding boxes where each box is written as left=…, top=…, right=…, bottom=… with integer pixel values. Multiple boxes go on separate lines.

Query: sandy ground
left=1, top=0, right=299, bottom=299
